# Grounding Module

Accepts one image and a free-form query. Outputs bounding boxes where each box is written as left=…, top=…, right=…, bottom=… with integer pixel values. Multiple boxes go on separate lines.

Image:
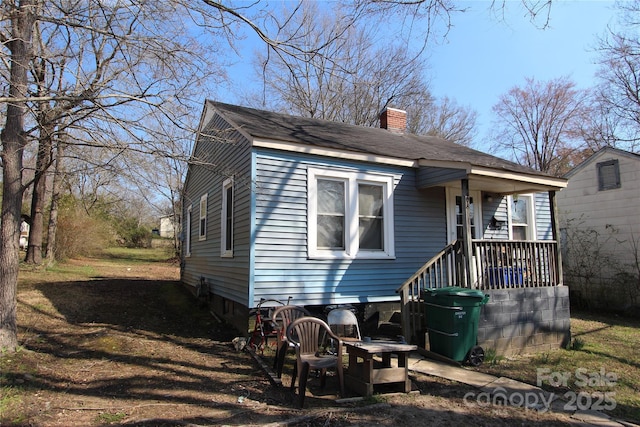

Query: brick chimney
left=380, top=107, right=407, bottom=133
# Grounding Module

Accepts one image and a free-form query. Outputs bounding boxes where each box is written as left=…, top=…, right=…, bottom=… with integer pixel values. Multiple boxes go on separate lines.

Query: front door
left=446, top=188, right=482, bottom=244
left=446, top=187, right=482, bottom=286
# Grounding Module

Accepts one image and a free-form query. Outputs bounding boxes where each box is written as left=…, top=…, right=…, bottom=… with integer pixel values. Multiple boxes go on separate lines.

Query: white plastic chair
left=327, top=307, right=362, bottom=342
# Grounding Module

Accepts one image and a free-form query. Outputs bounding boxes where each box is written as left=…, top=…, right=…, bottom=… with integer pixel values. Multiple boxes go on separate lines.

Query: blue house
left=181, top=101, right=570, bottom=356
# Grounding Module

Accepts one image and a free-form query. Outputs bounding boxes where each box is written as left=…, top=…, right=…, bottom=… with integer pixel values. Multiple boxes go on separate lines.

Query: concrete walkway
left=407, top=353, right=638, bottom=427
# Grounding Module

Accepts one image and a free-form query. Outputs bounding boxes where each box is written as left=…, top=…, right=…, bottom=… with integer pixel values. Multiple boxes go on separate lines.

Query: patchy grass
left=101, top=246, right=175, bottom=263
left=18, top=262, right=97, bottom=288
left=4, top=250, right=582, bottom=427
left=94, top=411, right=127, bottom=424
left=475, top=311, right=640, bottom=423
left=4, top=250, right=637, bottom=425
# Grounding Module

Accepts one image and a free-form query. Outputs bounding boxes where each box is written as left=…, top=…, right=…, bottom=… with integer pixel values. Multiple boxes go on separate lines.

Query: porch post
left=549, top=190, right=564, bottom=286
left=461, top=179, right=473, bottom=287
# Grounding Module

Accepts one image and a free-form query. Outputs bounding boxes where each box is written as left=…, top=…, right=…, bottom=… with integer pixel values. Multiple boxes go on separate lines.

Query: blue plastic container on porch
left=487, top=267, right=524, bottom=287
left=423, top=287, right=489, bottom=363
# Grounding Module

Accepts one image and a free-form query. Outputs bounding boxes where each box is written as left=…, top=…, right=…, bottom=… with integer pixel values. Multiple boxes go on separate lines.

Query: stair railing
left=396, top=240, right=464, bottom=344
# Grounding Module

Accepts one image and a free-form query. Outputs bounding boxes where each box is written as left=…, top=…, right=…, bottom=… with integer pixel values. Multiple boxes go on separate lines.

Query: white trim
left=221, top=178, right=234, bottom=257
left=468, top=168, right=567, bottom=189
left=185, top=204, right=192, bottom=257
left=507, top=194, right=537, bottom=240
left=308, top=167, right=396, bottom=260
left=254, top=138, right=417, bottom=168
left=206, top=100, right=254, bottom=142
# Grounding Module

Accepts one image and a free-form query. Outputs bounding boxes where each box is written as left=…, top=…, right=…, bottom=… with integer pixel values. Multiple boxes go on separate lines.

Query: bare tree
left=0, top=0, right=373, bottom=352
left=575, top=92, right=630, bottom=152
left=19, top=0, right=226, bottom=264
left=593, top=0, right=640, bottom=152
left=0, top=0, right=228, bottom=350
left=0, top=0, right=559, bottom=353
left=44, top=131, right=65, bottom=264
left=0, top=0, right=37, bottom=352
left=407, top=95, right=478, bottom=146
left=249, top=2, right=425, bottom=126
left=490, top=76, right=588, bottom=176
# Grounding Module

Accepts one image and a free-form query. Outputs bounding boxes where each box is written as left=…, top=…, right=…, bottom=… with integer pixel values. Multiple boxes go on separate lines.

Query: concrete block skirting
left=478, top=286, right=571, bottom=356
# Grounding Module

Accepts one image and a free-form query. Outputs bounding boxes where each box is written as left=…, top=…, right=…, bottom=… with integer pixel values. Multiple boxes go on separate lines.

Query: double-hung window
left=221, top=178, right=234, bottom=257
left=199, top=194, right=208, bottom=241
left=308, top=168, right=395, bottom=259
left=509, top=194, right=535, bottom=240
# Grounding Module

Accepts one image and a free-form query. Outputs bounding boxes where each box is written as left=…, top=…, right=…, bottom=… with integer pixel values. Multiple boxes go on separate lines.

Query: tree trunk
left=46, top=141, right=65, bottom=265
left=0, top=0, right=36, bottom=352
left=26, top=126, right=53, bottom=265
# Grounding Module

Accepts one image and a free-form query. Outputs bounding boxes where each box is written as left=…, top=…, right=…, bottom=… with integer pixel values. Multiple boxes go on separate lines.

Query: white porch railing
left=473, top=240, right=560, bottom=290
left=396, top=239, right=560, bottom=345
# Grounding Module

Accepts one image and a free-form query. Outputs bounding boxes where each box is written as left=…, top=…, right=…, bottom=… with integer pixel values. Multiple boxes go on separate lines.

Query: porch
left=396, top=239, right=568, bottom=355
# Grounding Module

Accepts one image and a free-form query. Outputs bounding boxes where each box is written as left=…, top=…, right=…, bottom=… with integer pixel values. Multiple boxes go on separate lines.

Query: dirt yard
left=1, top=256, right=579, bottom=426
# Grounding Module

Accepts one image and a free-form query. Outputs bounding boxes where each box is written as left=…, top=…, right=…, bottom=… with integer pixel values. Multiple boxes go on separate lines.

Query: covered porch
left=397, top=163, right=568, bottom=354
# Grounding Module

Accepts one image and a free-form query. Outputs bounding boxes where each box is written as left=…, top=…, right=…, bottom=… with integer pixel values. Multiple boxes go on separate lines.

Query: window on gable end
left=597, top=159, right=621, bottom=191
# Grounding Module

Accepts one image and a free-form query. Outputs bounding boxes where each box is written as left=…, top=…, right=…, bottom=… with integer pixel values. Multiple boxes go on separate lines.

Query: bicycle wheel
left=247, top=330, right=264, bottom=353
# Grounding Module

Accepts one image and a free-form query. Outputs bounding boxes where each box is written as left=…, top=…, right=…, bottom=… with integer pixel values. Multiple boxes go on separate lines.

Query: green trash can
left=423, top=286, right=489, bottom=365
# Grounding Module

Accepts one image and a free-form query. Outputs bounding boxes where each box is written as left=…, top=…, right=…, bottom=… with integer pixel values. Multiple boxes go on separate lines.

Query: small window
left=308, top=168, right=395, bottom=259
left=199, top=194, right=208, bottom=241
left=185, top=205, right=192, bottom=257
left=597, top=159, right=621, bottom=191
left=221, top=178, right=234, bottom=257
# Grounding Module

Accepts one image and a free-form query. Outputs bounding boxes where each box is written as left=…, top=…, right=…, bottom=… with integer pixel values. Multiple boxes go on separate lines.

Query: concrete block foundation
left=477, top=286, right=571, bottom=356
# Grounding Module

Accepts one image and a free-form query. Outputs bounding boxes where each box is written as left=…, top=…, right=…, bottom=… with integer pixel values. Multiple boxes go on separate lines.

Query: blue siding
left=182, top=112, right=253, bottom=306
left=535, top=192, right=553, bottom=240
left=481, top=196, right=509, bottom=239
left=481, top=193, right=553, bottom=240
left=183, top=112, right=558, bottom=311
left=252, top=150, right=446, bottom=307
left=417, top=167, right=467, bottom=188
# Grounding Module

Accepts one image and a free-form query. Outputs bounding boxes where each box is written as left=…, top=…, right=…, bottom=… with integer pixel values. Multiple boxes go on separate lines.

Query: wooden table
left=344, top=341, right=417, bottom=397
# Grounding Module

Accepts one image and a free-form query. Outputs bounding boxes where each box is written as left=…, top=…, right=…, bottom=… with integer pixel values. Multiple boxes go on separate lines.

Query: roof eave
left=252, top=138, right=418, bottom=168
left=469, top=166, right=567, bottom=191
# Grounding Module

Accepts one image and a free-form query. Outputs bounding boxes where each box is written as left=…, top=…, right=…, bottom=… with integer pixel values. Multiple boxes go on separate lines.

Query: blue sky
left=427, top=1, right=618, bottom=147
left=222, top=1, right=619, bottom=149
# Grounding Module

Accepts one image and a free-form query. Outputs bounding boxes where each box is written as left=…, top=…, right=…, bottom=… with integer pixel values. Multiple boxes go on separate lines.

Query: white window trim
left=185, top=204, right=192, bottom=257
left=308, top=167, right=395, bottom=260
left=221, top=177, right=234, bottom=258
left=199, top=193, right=208, bottom=241
left=507, top=194, right=537, bottom=240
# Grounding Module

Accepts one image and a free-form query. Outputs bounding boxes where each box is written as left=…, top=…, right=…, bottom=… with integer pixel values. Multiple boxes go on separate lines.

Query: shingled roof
left=208, top=100, right=562, bottom=183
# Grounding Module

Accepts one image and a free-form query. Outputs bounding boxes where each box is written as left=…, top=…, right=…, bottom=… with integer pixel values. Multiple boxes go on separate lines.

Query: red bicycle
left=247, top=297, right=291, bottom=354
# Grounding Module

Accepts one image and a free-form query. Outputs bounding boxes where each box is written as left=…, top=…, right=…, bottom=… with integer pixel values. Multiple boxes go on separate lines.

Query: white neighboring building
left=557, top=147, right=640, bottom=311
left=159, top=215, right=177, bottom=239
